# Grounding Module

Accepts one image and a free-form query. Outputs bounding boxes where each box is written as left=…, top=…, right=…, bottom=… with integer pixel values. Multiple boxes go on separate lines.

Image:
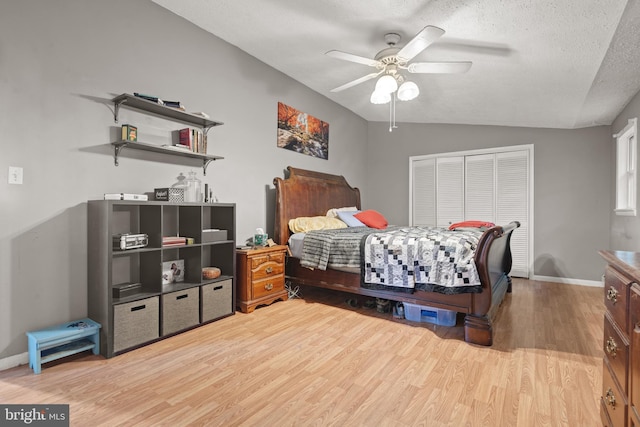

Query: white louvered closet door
left=411, top=158, right=436, bottom=226
left=436, top=156, right=465, bottom=227
left=496, top=150, right=529, bottom=278
left=465, top=154, right=495, bottom=223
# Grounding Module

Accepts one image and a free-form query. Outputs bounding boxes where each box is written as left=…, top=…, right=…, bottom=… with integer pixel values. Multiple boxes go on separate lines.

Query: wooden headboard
left=273, top=167, right=361, bottom=245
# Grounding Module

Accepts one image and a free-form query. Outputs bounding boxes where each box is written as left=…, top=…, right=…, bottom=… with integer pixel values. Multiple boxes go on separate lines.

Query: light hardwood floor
left=0, top=279, right=603, bottom=426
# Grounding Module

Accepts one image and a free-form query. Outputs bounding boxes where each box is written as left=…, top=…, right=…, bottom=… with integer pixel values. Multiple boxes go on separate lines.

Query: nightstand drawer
left=252, top=260, right=284, bottom=280
left=252, top=275, right=285, bottom=299
left=604, top=312, right=629, bottom=394
left=251, top=252, right=285, bottom=269
left=605, top=266, right=630, bottom=332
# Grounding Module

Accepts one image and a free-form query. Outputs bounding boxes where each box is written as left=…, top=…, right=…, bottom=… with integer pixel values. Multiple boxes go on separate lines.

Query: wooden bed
left=273, top=166, right=519, bottom=346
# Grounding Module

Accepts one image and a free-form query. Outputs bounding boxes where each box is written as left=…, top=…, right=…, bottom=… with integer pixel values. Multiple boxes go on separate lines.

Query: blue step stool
left=26, top=318, right=101, bottom=374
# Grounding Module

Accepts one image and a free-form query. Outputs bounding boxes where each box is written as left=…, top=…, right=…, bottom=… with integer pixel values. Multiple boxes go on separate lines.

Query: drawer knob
left=605, top=337, right=618, bottom=357
left=265, top=267, right=273, bottom=274
left=606, top=287, right=618, bottom=304
left=265, top=283, right=273, bottom=291
left=605, top=387, right=616, bottom=407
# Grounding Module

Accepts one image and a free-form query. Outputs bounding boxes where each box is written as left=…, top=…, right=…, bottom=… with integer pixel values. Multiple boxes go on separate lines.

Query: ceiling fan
left=326, top=26, right=472, bottom=103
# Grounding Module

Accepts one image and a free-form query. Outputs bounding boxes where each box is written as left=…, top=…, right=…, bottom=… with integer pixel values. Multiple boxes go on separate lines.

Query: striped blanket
left=300, top=227, right=392, bottom=270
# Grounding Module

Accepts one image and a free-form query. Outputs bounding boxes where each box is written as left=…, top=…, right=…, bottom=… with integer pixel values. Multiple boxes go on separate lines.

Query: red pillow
left=354, top=210, right=388, bottom=229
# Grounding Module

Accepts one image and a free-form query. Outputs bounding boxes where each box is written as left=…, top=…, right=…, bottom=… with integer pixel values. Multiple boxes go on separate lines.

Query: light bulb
left=397, top=81, right=419, bottom=101
left=370, top=90, right=391, bottom=104
left=375, top=75, right=398, bottom=94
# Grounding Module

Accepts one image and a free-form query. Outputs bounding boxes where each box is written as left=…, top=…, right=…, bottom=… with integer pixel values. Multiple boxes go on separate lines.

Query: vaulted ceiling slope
left=152, top=0, right=640, bottom=129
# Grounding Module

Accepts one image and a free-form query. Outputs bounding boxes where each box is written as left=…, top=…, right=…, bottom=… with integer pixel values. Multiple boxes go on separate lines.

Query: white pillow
left=326, top=206, right=358, bottom=218
left=337, top=210, right=365, bottom=227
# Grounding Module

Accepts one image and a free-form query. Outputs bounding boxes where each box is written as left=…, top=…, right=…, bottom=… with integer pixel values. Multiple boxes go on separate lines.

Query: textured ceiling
left=152, top=0, right=640, bottom=129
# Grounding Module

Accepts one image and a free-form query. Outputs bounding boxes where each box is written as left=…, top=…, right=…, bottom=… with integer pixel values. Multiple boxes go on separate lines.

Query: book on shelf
left=162, top=144, right=191, bottom=152
left=121, top=124, right=137, bottom=142
left=178, top=127, right=205, bottom=154
left=162, top=236, right=187, bottom=246
left=133, top=92, right=164, bottom=105
left=163, top=100, right=185, bottom=110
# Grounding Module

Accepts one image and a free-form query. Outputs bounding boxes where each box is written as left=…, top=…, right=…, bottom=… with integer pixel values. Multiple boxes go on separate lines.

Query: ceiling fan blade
left=407, top=61, right=472, bottom=74
left=325, top=50, right=381, bottom=67
left=397, top=26, right=445, bottom=62
left=330, top=72, right=382, bottom=92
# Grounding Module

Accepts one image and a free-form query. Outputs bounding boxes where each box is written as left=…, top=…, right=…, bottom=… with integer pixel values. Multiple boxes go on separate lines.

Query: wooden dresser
left=236, top=245, right=288, bottom=313
left=600, top=250, right=640, bottom=426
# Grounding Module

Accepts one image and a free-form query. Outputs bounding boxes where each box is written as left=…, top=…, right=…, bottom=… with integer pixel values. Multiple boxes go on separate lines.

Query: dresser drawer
left=605, top=266, right=631, bottom=332
left=602, top=358, right=628, bottom=427
left=252, top=275, right=285, bottom=299
left=604, top=312, right=629, bottom=394
left=630, top=284, right=640, bottom=416
left=251, top=260, right=284, bottom=281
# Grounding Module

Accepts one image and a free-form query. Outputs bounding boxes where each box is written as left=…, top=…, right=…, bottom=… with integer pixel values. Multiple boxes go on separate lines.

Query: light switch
left=8, top=166, right=23, bottom=184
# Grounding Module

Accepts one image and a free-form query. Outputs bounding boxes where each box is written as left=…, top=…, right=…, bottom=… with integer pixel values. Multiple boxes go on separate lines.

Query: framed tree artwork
left=277, top=102, right=329, bottom=159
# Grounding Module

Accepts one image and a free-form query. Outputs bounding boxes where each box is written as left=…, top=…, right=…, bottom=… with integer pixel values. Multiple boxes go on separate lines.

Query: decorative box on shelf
left=202, top=229, right=227, bottom=242
left=154, top=188, right=184, bottom=203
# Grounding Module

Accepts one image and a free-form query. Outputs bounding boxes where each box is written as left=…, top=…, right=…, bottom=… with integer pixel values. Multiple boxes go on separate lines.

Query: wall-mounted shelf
left=111, top=140, right=224, bottom=175
left=112, top=93, right=223, bottom=132
left=110, top=93, right=224, bottom=175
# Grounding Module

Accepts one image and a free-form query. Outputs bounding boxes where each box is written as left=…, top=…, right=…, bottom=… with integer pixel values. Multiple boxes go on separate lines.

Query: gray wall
left=364, top=122, right=612, bottom=282
left=0, top=0, right=367, bottom=360
left=611, top=89, right=640, bottom=250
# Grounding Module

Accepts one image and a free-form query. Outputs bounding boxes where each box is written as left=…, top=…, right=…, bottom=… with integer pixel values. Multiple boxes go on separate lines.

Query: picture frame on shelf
left=162, top=259, right=185, bottom=285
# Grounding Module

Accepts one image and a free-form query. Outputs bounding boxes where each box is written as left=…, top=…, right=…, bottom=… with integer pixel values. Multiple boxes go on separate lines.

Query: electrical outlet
left=8, top=166, right=23, bottom=185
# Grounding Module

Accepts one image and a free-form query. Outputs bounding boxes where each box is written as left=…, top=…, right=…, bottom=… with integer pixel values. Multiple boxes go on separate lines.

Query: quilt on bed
left=299, top=226, right=483, bottom=294
left=362, top=227, right=483, bottom=294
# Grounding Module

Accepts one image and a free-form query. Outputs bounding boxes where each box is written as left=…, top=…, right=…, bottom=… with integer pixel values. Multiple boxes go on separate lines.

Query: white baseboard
left=0, top=352, right=29, bottom=372
left=531, top=275, right=603, bottom=287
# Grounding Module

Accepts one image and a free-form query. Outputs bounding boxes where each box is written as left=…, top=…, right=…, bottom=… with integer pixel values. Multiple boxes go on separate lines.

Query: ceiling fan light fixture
left=375, top=74, right=398, bottom=94
left=370, top=90, right=391, bottom=104
left=397, top=81, right=420, bottom=101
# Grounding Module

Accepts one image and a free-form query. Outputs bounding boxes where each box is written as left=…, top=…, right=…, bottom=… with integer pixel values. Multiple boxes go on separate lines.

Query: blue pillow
left=337, top=210, right=365, bottom=227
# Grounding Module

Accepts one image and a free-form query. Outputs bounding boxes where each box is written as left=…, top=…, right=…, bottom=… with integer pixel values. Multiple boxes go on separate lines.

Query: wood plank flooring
left=0, top=278, right=603, bottom=426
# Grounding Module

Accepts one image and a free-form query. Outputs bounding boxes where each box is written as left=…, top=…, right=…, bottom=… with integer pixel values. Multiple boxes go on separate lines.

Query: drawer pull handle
left=265, top=283, right=274, bottom=291
left=131, top=305, right=146, bottom=312
left=605, top=388, right=616, bottom=407
left=606, top=337, right=618, bottom=357
left=265, top=267, right=273, bottom=274
left=176, top=294, right=188, bottom=300
left=607, top=287, right=618, bottom=304
left=213, top=286, right=223, bottom=291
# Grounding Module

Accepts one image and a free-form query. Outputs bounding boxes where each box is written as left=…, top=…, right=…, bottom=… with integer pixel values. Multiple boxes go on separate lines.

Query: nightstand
left=236, top=245, right=288, bottom=313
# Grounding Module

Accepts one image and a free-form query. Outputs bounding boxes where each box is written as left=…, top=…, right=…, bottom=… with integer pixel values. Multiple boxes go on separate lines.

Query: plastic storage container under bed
left=403, top=302, right=457, bottom=326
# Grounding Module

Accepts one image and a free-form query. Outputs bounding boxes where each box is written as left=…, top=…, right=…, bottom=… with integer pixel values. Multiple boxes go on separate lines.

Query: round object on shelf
left=202, top=267, right=221, bottom=280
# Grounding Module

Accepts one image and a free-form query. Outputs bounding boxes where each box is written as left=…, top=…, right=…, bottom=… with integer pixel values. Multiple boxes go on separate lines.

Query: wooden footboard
left=274, top=166, right=520, bottom=346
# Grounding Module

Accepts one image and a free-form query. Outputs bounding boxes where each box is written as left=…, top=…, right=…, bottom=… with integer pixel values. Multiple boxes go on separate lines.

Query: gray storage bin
left=201, top=279, right=233, bottom=322
left=113, top=296, right=159, bottom=353
left=162, top=287, right=199, bottom=335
